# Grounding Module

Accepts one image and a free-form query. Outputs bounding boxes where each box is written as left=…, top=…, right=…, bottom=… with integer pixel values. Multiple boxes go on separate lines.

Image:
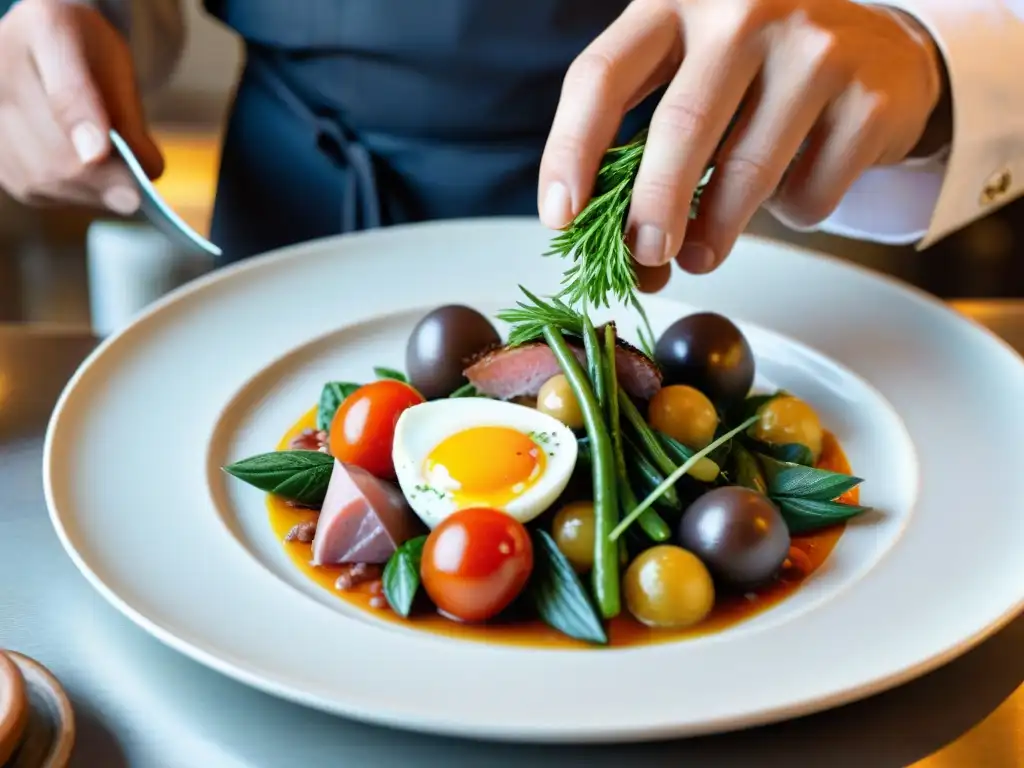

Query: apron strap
left=245, top=53, right=383, bottom=232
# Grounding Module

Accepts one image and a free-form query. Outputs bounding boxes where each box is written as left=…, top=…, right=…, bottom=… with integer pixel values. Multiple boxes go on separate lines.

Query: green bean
left=542, top=325, right=620, bottom=619
left=655, top=431, right=721, bottom=483
left=617, top=392, right=681, bottom=508
left=623, top=435, right=677, bottom=508
left=611, top=415, right=759, bottom=541
left=581, top=314, right=606, bottom=408
left=605, top=326, right=669, bottom=542
left=731, top=441, right=767, bottom=494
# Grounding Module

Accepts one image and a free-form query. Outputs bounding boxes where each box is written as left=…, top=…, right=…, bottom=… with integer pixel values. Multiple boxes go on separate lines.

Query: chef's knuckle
left=544, top=131, right=588, bottom=170
left=6, top=178, right=32, bottom=204
left=47, top=83, right=88, bottom=127
left=653, top=98, right=710, bottom=139
left=718, top=154, right=778, bottom=200
left=781, top=189, right=836, bottom=227
left=705, top=0, right=764, bottom=45
left=800, top=27, right=840, bottom=75
left=632, top=174, right=682, bottom=219
left=564, top=50, right=619, bottom=103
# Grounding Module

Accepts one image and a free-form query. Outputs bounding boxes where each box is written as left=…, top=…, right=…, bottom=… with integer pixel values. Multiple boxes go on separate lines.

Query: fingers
left=765, top=84, right=889, bottom=231
left=678, top=28, right=839, bottom=274
left=76, top=159, right=142, bottom=213
left=539, top=0, right=680, bottom=229
left=0, top=0, right=150, bottom=211
left=69, top=2, right=164, bottom=179
left=626, top=17, right=762, bottom=267
left=633, top=261, right=672, bottom=294
left=0, top=106, right=39, bottom=201
left=26, top=0, right=111, bottom=165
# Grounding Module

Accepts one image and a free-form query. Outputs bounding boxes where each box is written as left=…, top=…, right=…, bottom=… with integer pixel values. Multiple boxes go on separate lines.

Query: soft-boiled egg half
left=392, top=399, right=578, bottom=528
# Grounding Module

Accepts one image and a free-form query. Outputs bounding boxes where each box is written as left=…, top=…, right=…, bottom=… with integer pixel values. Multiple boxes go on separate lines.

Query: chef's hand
left=539, top=0, right=947, bottom=278
left=0, top=0, right=162, bottom=213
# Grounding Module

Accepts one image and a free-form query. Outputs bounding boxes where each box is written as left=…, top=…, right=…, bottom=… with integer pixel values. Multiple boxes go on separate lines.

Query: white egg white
left=392, top=399, right=578, bottom=529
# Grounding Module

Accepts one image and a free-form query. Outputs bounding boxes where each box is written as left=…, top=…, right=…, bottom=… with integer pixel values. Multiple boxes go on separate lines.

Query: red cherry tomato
left=328, top=379, right=424, bottom=479
left=421, top=507, right=534, bottom=623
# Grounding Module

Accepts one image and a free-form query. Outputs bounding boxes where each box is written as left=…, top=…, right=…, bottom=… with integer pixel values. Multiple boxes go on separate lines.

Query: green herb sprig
left=547, top=132, right=648, bottom=311
left=497, top=287, right=584, bottom=347
left=499, top=132, right=710, bottom=357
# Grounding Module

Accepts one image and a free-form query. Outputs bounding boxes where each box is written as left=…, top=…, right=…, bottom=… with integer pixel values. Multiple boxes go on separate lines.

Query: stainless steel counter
left=1, top=304, right=1022, bottom=768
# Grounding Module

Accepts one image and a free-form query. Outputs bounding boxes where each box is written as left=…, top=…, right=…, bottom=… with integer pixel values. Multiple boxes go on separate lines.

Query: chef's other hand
left=539, top=0, right=946, bottom=276
left=0, top=0, right=163, bottom=213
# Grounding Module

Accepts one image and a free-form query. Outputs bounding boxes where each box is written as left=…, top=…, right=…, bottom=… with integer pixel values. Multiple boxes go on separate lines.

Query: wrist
left=877, top=6, right=953, bottom=159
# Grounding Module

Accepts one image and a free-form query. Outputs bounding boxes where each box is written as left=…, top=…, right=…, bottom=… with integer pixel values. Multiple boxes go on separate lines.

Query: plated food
left=45, top=218, right=1024, bottom=738
left=224, top=296, right=869, bottom=647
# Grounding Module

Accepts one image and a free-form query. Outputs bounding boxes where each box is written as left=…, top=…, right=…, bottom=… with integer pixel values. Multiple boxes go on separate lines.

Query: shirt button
left=980, top=169, right=1012, bottom=205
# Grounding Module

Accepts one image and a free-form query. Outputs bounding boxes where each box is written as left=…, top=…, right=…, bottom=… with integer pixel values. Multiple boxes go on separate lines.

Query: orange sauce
left=268, top=407, right=852, bottom=649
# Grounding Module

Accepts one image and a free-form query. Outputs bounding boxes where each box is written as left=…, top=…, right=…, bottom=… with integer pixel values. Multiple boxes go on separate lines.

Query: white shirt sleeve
left=68, top=0, right=185, bottom=93
left=783, top=1, right=1024, bottom=249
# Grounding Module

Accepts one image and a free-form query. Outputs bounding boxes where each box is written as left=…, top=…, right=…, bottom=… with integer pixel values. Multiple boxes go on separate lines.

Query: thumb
left=27, top=2, right=111, bottom=166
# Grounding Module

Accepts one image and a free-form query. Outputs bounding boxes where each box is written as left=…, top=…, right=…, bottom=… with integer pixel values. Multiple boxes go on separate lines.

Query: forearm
left=801, top=0, right=1024, bottom=248
left=69, top=0, right=185, bottom=93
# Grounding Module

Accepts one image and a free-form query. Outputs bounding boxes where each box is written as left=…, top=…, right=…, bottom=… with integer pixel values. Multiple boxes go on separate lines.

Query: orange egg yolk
left=423, top=426, right=546, bottom=508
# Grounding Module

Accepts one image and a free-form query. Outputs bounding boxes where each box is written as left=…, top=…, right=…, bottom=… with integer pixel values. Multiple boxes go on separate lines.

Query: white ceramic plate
left=43, top=218, right=1024, bottom=742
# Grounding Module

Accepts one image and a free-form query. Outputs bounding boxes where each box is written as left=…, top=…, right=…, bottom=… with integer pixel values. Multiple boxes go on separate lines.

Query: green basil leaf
left=526, top=530, right=607, bottom=645
left=759, top=454, right=862, bottom=501
left=774, top=496, right=873, bottom=534
left=317, top=381, right=361, bottom=432
left=374, top=367, right=409, bottom=383
left=731, top=442, right=767, bottom=495
left=382, top=535, right=427, bottom=617
left=223, top=450, right=334, bottom=506
left=747, top=438, right=814, bottom=467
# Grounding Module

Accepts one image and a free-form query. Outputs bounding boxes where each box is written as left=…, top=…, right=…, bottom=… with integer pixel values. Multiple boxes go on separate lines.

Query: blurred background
left=1, top=4, right=1022, bottom=332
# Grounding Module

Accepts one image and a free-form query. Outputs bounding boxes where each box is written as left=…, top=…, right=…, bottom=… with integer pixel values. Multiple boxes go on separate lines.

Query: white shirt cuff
left=803, top=1, right=1024, bottom=248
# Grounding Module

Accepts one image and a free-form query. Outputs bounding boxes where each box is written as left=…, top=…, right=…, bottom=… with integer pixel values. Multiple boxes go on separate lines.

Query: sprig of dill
left=547, top=132, right=648, bottom=311
left=497, top=287, right=584, bottom=346
left=501, top=130, right=711, bottom=353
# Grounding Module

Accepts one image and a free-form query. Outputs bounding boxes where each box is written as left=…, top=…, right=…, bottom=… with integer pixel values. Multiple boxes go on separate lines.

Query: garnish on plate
left=382, top=535, right=427, bottom=618
left=220, top=135, right=875, bottom=649
left=224, top=450, right=334, bottom=507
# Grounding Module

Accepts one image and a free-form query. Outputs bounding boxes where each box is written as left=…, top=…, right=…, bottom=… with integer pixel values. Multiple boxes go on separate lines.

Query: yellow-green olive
left=537, top=374, right=584, bottom=430
left=648, top=385, right=719, bottom=450
left=753, top=396, right=824, bottom=463
left=623, top=545, right=715, bottom=628
left=551, top=501, right=596, bottom=573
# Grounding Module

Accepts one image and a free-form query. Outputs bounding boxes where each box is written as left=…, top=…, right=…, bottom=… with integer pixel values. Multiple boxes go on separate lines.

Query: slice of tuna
left=464, top=338, right=662, bottom=401
left=311, top=461, right=423, bottom=565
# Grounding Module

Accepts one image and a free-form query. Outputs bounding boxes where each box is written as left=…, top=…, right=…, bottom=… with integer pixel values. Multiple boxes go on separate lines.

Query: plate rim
left=41, top=216, right=1024, bottom=742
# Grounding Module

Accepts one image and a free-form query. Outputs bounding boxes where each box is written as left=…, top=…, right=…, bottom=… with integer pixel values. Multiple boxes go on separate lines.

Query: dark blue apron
left=204, top=0, right=656, bottom=263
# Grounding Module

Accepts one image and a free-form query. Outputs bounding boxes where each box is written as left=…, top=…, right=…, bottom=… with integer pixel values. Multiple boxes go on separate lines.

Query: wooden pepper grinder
left=0, top=651, right=74, bottom=767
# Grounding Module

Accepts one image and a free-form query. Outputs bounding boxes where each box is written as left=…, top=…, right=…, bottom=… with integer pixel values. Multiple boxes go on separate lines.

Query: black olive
left=654, top=312, right=755, bottom=409
left=677, top=487, right=790, bottom=589
left=405, top=305, right=501, bottom=400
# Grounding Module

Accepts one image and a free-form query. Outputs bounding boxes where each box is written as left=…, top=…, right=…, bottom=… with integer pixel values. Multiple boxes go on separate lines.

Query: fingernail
left=102, top=186, right=140, bottom=216
left=541, top=182, right=573, bottom=228
left=632, top=225, right=667, bottom=266
left=677, top=242, right=716, bottom=274
left=71, top=122, right=105, bottom=164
